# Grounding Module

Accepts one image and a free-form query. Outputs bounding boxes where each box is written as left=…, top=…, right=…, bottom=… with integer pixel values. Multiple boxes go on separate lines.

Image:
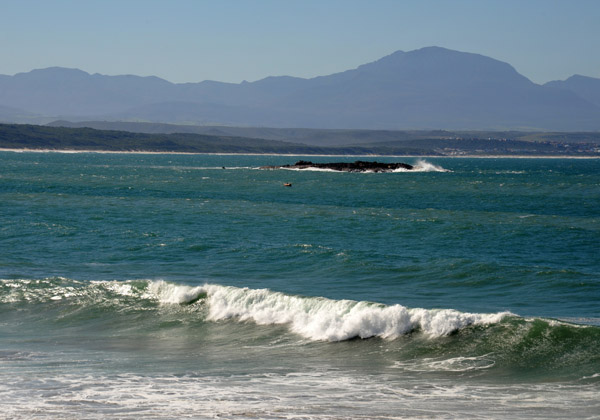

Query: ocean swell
left=150, top=281, right=510, bottom=341
left=1, top=278, right=507, bottom=341
left=8, top=278, right=598, bottom=351
left=3, top=277, right=600, bottom=376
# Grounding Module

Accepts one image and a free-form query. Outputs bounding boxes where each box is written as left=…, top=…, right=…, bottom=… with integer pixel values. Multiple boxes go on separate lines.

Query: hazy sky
left=1, top=0, right=599, bottom=84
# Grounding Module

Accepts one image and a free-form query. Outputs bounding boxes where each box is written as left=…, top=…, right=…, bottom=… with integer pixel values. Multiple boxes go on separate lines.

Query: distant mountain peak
left=351, top=46, right=528, bottom=87
left=0, top=47, right=599, bottom=130
left=545, top=73, right=600, bottom=108
left=14, top=66, right=90, bottom=79
left=566, top=74, right=600, bottom=82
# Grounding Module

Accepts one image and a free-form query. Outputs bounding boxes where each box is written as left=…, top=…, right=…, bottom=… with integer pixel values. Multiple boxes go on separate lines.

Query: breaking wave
left=184, top=283, right=507, bottom=340
left=3, top=278, right=600, bottom=377
left=3, top=278, right=508, bottom=341
left=409, top=159, right=450, bottom=172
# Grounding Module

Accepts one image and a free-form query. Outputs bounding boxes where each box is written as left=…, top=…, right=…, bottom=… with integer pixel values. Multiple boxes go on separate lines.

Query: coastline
left=0, top=148, right=598, bottom=159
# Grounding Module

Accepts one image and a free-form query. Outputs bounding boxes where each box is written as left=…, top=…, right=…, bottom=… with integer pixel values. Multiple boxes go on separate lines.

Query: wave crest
left=147, top=280, right=205, bottom=304
left=193, top=283, right=509, bottom=341
left=0, top=278, right=511, bottom=342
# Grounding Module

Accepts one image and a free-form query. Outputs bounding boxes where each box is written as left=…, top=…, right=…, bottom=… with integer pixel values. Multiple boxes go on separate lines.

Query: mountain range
left=1, top=47, right=599, bottom=130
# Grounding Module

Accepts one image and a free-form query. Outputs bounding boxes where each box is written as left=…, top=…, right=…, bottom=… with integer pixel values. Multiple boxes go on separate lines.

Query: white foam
left=395, top=354, right=496, bottom=372
left=409, top=159, right=450, bottom=172
left=281, top=166, right=340, bottom=172
left=3, top=371, right=598, bottom=420
left=172, top=283, right=512, bottom=341
left=146, top=280, right=205, bottom=304
left=2, top=278, right=509, bottom=341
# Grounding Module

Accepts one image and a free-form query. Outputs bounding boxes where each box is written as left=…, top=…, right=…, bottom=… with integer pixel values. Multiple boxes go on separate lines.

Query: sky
left=1, top=0, right=599, bottom=85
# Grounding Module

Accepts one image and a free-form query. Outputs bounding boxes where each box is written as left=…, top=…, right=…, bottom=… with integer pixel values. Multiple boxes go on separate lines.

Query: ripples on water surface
left=1, top=152, right=599, bottom=419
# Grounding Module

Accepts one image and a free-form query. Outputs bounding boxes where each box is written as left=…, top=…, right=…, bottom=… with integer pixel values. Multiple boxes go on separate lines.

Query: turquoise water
left=1, top=152, right=599, bottom=419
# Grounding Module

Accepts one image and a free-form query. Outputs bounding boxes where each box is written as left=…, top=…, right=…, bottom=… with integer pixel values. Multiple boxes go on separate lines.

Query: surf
left=2, top=277, right=600, bottom=383
left=5, top=277, right=597, bottom=340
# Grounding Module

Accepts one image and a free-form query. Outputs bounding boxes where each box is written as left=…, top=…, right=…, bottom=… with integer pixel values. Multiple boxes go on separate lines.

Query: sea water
left=0, top=152, right=598, bottom=419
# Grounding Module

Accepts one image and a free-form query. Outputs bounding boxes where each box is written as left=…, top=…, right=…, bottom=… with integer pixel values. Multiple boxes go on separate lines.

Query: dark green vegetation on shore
left=0, top=123, right=327, bottom=154
left=1, top=123, right=599, bottom=156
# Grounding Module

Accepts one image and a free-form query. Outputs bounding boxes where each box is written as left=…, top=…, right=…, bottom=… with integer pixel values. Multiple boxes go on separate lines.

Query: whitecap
left=409, top=159, right=451, bottom=172
left=168, top=283, right=512, bottom=341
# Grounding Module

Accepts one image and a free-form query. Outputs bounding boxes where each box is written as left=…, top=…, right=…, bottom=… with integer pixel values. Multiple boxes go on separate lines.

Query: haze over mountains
left=1, top=47, right=599, bottom=130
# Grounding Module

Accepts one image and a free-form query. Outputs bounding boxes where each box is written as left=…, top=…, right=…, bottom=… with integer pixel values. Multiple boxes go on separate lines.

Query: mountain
left=0, top=67, right=176, bottom=116
left=545, top=75, right=600, bottom=108
left=1, top=47, right=599, bottom=130
left=0, top=104, right=33, bottom=121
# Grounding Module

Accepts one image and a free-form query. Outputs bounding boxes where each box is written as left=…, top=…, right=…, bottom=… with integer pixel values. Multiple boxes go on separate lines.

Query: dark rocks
left=261, top=160, right=414, bottom=172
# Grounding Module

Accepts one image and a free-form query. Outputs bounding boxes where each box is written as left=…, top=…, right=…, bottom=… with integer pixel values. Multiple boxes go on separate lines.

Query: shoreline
left=0, top=147, right=598, bottom=159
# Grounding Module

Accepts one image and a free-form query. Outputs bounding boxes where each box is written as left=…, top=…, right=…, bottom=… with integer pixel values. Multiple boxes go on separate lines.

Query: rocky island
left=261, top=160, right=414, bottom=172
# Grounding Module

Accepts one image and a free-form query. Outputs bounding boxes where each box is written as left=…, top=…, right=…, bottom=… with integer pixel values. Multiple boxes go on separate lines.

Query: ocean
left=1, top=152, right=598, bottom=419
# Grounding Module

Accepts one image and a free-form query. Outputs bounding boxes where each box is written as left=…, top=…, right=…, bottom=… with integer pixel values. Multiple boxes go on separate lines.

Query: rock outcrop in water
left=261, top=160, right=414, bottom=172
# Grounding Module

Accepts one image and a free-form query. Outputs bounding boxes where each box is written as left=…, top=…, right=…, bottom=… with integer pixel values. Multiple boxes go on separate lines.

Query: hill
left=2, top=123, right=598, bottom=156
left=1, top=47, right=599, bottom=130
left=0, top=123, right=326, bottom=154
left=545, top=75, right=600, bottom=108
